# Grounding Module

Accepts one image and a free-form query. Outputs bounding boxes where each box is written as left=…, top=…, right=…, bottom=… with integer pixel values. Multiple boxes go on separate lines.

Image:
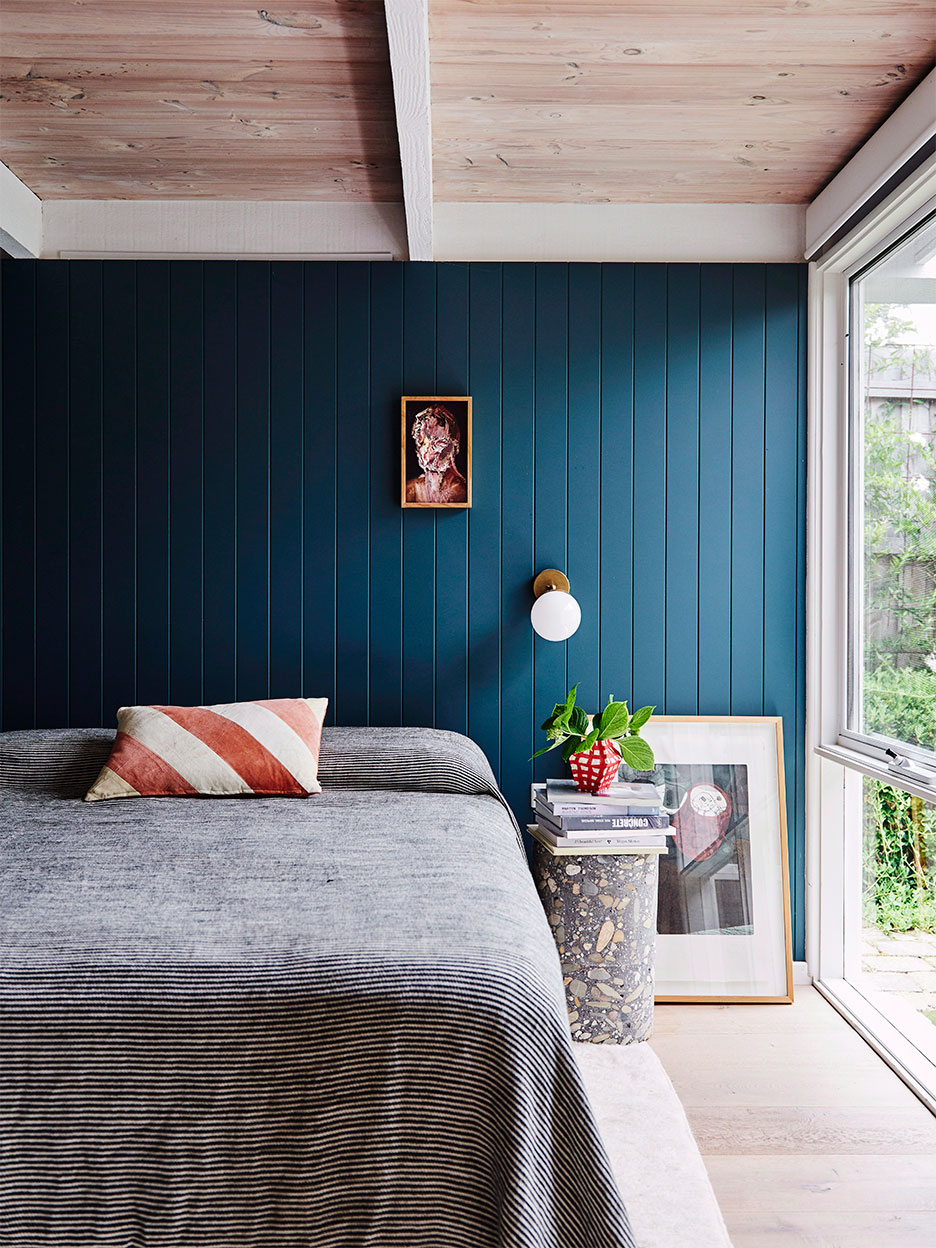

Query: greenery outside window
left=848, top=213, right=936, bottom=763
left=860, top=775, right=936, bottom=1035
left=846, top=214, right=936, bottom=974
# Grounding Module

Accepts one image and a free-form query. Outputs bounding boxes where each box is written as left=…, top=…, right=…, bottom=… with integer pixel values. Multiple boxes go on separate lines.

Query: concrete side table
left=530, top=826, right=663, bottom=1044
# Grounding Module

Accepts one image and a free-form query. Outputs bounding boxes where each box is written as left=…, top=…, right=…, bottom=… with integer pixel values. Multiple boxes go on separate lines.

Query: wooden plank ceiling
left=430, top=0, right=936, bottom=203
left=0, top=0, right=402, bottom=199
left=0, top=0, right=933, bottom=204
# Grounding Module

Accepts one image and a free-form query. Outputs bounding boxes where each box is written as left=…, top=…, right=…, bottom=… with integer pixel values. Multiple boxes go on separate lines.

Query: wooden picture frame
left=401, top=396, right=472, bottom=509
left=632, top=716, right=794, bottom=1004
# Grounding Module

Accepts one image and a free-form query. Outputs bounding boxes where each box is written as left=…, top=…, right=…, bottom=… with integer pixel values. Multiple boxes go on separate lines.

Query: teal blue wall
left=0, top=260, right=807, bottom=954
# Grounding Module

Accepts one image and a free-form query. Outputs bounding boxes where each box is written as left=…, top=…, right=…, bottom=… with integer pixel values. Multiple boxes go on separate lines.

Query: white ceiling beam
left=0, top=163, right=42, bottom=258
left=384, top=0, right=433, bottom=262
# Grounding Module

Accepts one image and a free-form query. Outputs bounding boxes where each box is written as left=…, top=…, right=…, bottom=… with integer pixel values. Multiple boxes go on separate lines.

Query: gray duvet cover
left=0, top=726, right=635, bottom=1248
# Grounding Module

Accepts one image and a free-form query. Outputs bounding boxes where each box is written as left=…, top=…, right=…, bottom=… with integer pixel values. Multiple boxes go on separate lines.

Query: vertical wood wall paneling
left=235, top=263, right=271, bottom=702
left=434, top=262, right=470, bottom=736
left=135, top=262, right=170, bottom=707
left=202, top=261, right=237, bottom=706
left=1, top=262, right=35, bottom=727
left=302, top=263, right=338, bottom=714
left=764, top=264, right=802, bottom=937
left=632, top=265, right=668, bottom=713
left=335, top=264, right=371, bottom=725
left=101, top=264, right=137, bottom=720
left=168, top=261, right=204, bottom=706
left=532, top=264, right=569, bottom=786
left=68, top=261, right=103, bottom=728
left=368, top=262, right=404, bottom=728
left=498, top=263, right=536, bottom=820
left=567, top=264, right=602, bottom=717
left=599, top=264, right=635, bottom=710
left=697, top=265, right=734, bottom=714
left=268, top=263, right=304, bottom=702
left=0, top=259, right=808, bottom=955
left=466, top=262, right=502, bottom=773
left=34, top=263, right=69, bottom=727
left=730, top=265, right=767, bottom=713
left=401, top=264, right=437, bottom=727
left=664, top=264, right=701, bottom=716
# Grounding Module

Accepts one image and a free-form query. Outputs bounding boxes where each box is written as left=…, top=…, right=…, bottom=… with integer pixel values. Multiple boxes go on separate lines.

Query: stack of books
left=530, top=778, right=671, bottom=850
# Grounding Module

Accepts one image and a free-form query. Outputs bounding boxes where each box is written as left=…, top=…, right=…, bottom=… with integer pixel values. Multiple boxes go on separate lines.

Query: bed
left=0, top=726, right=636, bottom=1248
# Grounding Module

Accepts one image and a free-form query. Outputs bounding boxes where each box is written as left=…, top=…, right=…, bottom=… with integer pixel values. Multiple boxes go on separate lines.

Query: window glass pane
left=854, top=216, right=936, bottom=751
left=860, top=775, right=936, bottom=1032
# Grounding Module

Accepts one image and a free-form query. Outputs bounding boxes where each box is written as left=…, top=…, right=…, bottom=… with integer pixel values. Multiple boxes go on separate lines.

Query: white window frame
left=841, top=211, right=936, bottom=775
left=808, top=150, right=936, bottom=1110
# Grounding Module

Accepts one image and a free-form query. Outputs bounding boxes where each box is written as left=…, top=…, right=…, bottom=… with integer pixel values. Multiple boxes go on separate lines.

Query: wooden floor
left=650, top=986, right=936, bottom=1247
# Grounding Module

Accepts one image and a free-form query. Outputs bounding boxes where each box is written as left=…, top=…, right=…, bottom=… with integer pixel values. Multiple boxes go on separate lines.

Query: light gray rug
left=575, top=1042, right=733, bottom=1248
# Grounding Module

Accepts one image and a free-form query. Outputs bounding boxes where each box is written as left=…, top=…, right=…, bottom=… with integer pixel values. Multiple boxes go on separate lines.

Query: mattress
left=0, top=726, right=635, bottom=1248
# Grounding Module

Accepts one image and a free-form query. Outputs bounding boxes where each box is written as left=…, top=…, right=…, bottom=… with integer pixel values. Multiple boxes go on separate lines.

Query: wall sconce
left=531, top=569, right=581, bottom=642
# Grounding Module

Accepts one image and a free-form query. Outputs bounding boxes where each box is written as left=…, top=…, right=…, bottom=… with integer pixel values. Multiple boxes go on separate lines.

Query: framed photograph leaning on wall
left=627, top=716, right=793, bottom=1003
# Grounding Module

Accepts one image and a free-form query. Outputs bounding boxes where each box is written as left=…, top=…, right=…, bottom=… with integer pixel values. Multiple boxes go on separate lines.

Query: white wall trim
left=806, top=68, right=936, bottom=259
left=0, top=163, right=42, bottom=258
left=384, top=0, right=432, bottom=262
left=40, top=200, right=407, bottom=260
left=434, top=203, right=806, bottom=263
left=806, top=256, right=853, bottom=985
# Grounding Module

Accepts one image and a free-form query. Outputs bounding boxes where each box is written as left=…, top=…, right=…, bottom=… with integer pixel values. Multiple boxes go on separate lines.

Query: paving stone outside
left=863, top=971, right=919, bottom=992
left=861, top=954, right=932, bottom=972
left=861, top=926, right=936, bottom=1030
left=872, top=938, right=936, bottom=958
left=898, top=989, right=936, bottom=1009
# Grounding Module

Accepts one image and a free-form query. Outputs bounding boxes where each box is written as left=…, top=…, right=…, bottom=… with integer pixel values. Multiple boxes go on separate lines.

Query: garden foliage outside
left=862, top=304, right=936, bottom=933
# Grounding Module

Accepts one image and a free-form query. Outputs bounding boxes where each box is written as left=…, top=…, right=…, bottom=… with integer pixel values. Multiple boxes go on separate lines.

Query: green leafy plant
left=863, top=776, right=936, bottom=934
left=865, top=660, right=936, bottom=754
left=857, top=307, right=936, bottom=934
left=531, top=683, right=655, bottom=771
left=861, top=306, right=936, bottom=683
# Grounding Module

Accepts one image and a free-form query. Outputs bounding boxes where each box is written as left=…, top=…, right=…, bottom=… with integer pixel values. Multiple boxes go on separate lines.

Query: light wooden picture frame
left=632, top=716, right=794, bottom=1004
left=401, top=396, right=472, bottom=509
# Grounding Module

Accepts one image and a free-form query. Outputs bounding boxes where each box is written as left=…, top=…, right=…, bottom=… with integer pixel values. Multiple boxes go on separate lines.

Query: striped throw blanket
left=0, top=726, right=635, bottom=1248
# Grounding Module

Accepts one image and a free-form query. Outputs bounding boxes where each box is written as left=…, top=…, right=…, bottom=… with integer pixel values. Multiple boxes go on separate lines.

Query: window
left=858, top=775, right=936, bottom=1047
left=847, top=214, right=936, bottom=763
left=809, top=121, right=936, bottom=1108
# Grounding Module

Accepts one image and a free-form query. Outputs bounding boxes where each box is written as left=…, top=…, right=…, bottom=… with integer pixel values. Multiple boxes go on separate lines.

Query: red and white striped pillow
left=85, top=698, right=328, bottom=802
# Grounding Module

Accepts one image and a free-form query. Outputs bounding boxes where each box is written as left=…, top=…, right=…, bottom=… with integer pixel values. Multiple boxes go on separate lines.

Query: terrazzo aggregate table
left=531, top=834, right=661, bottom=1044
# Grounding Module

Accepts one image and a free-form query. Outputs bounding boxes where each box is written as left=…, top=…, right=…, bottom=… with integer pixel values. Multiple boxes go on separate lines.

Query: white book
left=532, top=820, right=668, bottom=849
left=531, top=784, right=661, bottom=817
left=528, top=824, right=667, bottom=855
left=538, top=778, right=661, bottom=807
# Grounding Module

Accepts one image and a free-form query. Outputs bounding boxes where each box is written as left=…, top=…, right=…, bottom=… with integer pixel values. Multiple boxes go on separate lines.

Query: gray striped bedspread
left=0, top=727, right=636, bottom=1248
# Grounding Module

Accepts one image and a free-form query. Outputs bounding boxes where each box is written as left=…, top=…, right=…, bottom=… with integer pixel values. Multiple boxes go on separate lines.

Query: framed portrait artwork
left=626, top=716, right=794, bottom=1003
left=401, top=396, right=472, bottom=509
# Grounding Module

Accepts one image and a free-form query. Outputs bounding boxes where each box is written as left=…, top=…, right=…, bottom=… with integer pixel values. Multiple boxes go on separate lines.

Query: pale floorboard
left=650, top=986, right=936, bottom=1247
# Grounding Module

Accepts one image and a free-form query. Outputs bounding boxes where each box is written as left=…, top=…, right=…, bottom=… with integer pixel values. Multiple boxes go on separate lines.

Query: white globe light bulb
left=530, top=590, right=582, bottom=642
